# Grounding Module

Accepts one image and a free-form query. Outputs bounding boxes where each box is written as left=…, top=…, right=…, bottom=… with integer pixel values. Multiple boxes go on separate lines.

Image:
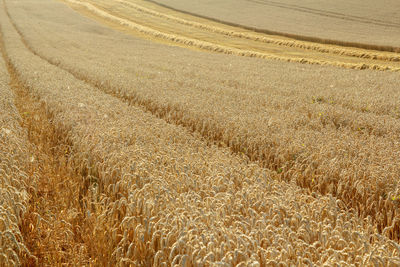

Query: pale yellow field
left=1, top=0, right=400, bottom=266
left=62, top=0, right=400, bottom=72
left=149, top=0, right=400, bottom=49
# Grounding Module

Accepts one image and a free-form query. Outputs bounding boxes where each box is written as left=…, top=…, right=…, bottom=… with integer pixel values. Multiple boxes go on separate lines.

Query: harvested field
left=61, top=0, right=400, bottom=72
left=148, top=0, right=400, bottom=49
left=1, top=0, right=400, bottom=266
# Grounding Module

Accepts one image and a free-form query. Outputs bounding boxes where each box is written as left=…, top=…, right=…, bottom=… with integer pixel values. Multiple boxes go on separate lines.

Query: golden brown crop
left=0, top=44, right=35, bottom=265
left=1, top=0, right=400, bottom=265
left=8, top=0, right=400, bottom=243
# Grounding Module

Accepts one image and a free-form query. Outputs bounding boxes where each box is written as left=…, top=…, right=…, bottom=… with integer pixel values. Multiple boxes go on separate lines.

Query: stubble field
left=147, top=0, right=400, bottom=49
left=1, top=0, right=400, bottom=266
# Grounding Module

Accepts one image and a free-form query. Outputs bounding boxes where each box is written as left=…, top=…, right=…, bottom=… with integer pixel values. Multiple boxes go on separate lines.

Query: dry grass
left=1, top=0, right=400, bottom=265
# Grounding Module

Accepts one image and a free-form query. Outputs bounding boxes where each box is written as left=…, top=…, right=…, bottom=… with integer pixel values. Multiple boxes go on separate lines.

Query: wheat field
left=1, top=0, right=400, bottom=266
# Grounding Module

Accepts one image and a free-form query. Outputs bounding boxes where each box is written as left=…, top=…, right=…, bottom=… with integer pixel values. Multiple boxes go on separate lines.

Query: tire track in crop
left=6, top=0, right=400, bottom=243
left=245, top=0, right=400, bottom=28
left=63, top=0, right=400, bottom=72
left=0, top=6, right=95, bottom=265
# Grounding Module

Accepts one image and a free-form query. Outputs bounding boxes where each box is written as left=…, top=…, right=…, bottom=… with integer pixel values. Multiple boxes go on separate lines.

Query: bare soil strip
left=62, top=0, right=400, bottom=71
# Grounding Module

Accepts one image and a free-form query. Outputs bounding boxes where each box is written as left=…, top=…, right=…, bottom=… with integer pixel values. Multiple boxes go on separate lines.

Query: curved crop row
left=1, top=0, right=400, bottom=265
left=10, top=0, right=400, bottom=243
